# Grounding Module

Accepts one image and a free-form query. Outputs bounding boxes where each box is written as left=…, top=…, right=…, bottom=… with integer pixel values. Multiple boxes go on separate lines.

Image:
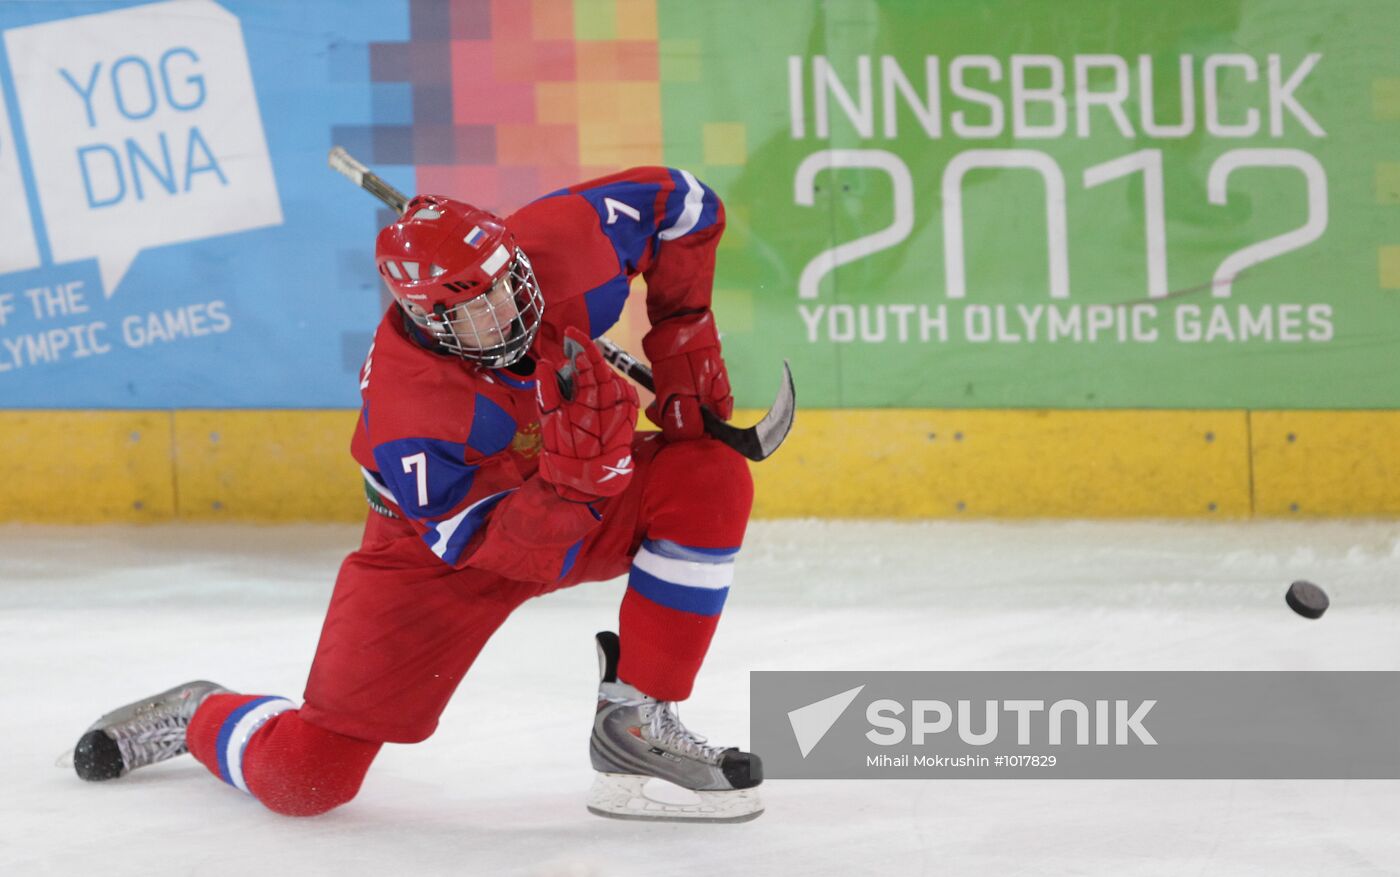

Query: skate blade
left=586, top=772, right=763, bottom=824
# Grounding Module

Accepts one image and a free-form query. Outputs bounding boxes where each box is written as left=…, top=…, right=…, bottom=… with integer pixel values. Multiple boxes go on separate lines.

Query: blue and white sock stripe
left=626, top=540, right=738, bottom=617
left=215, top=696, right=295, bottom=794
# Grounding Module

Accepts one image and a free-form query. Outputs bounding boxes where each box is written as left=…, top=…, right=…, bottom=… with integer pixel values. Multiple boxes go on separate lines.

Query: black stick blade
left=700, top=360, right=796, bottom=462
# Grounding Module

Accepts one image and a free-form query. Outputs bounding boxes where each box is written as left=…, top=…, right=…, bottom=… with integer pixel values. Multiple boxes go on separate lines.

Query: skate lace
left=645, top=701, right=727, bottom=764
left=113, top=708, right=190, bottom=770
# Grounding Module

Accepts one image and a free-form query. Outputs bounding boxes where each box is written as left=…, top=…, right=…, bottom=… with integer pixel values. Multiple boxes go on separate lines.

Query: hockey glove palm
left=536, top=326, right=640, bottom=503
left=642, top=310, right=733, bottom=441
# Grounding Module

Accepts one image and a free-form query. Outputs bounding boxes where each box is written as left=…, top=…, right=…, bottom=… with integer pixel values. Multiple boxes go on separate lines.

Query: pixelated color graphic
left=334, top=0, right=664, bottom=352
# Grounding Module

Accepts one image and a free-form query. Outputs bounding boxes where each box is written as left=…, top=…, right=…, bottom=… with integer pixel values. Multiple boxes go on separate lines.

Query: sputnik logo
left=787, top=685, right=865, bottom=758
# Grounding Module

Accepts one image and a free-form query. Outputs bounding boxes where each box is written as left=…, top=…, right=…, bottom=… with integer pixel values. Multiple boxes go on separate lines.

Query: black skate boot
left=587, top=632, right=762, bottom=823
left=74, top=680, right=227, bottom=781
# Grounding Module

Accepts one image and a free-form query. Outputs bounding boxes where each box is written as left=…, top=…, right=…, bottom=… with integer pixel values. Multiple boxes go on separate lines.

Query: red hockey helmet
left=374, top=195, right=544, bottom=367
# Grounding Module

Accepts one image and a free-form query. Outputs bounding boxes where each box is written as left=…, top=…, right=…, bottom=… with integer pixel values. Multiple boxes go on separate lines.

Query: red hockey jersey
left=350, top=167, right=724, bottom=583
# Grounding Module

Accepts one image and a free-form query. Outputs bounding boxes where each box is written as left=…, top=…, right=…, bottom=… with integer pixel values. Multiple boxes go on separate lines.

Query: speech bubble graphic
left=0, top=78, right=40, bottom=276
left=3, top=0, right=282, bottom=298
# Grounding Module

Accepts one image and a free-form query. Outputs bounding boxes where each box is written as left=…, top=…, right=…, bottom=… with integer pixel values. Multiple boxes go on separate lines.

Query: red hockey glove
left=642, top=310, right=733, bottom=441
left=535, top=326, right=640, bottom=503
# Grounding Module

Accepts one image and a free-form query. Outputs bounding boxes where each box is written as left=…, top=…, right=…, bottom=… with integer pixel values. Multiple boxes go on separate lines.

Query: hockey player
left=72, top=167, right=764, bottom=823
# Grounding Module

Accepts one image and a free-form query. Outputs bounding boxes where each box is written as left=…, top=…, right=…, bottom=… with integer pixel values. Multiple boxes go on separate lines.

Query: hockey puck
left=1285, top=580, right=1329, bottom=619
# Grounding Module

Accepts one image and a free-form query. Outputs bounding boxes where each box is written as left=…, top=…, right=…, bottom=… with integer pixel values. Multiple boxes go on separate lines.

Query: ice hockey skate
left=587, top=632, right=763, bottom=823
left=73, top=680, right=227, bottom=782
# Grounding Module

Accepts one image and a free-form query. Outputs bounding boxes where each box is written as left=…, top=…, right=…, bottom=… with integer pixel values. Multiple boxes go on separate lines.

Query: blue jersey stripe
left=492, top=369, right=536, bottom=390
left=576, top=179, right=662, bottom=273
left=660, top=168, right=720, bottom=240
left=535, top=170, right=717, bottom=275
left=423, top=488, right=515, bottom=566
left=372, top=437, right=477, bottom=519
left=559, top=537, right=585, bottom=579
left=467, top=395, right=517, bottom=456
left=583, top=274, right=631, bottom=339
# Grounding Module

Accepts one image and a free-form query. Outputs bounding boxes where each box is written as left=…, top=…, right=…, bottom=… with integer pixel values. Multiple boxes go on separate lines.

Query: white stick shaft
left=327, top=146, right=408, bottom=213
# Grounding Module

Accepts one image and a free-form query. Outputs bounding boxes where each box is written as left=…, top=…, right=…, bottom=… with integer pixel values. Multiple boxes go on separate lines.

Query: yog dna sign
left=1, top=0, right=281, bottom=298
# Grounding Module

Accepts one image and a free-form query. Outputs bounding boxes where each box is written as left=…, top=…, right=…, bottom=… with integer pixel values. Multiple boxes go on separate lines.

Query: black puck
left=1285, top=580, right=1329, bottom=619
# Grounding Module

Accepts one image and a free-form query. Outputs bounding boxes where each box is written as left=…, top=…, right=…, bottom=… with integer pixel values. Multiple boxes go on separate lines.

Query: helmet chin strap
left=428, top=302, right=454, bottom=343
left=422, top=301, right=465, bottom=355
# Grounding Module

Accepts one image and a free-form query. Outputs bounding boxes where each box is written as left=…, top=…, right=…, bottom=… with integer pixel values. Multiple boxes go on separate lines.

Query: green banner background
left=659, top=0, right=1400, bottom=409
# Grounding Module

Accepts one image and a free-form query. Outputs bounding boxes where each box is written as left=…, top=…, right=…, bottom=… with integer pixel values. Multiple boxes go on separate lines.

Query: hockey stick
left=327, top=146, right=795, bottom=461
left=328, top=146, right=409, bottom=213
left=592, top=337, right=794, bottom=463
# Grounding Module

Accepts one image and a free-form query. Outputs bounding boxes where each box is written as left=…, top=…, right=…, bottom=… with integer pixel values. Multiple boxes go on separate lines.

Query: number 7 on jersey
left=401, top=452, right=429, bottom=507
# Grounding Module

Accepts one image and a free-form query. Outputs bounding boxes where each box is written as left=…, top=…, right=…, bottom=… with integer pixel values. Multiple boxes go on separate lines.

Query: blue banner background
left=0, top=0, right=410, bottom=408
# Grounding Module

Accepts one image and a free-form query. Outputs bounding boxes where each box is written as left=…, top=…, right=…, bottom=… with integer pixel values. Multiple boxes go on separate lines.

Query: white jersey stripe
left=632, top=543, right=734, bottom=590
left=658, top=169, right=705, bottom=241
left=225, top=698, right=295, bottom=794
left=430, top=489, right=513, bottom=559
left=361, top=465, right=398, bottom=506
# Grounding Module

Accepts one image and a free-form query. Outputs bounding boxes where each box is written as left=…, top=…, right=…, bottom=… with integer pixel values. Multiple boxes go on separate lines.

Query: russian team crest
left=511, top=420, right=542, bottom=459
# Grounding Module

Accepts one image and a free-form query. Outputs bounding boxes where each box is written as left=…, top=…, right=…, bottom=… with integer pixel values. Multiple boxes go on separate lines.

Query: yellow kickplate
left=744, top=408, right=1251, bottom=519
left=0, top=410, right=175, bottom=522
left=13, top=407, right=1400, bottom=522
left=1252, top=411, right=1400, bottom=517
left=173, top=410, right=364, bottom=521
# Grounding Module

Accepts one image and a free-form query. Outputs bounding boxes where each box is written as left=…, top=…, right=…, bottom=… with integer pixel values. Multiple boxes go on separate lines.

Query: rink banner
left=752, top=671, right=1400, bottom=779
left=0, top=0, right=410, bottom=408
left=0, top=0, right=664, bottom=410
left=0, top=0, right=1397, bottom=412
left=3, top=1, right=1400, bottom=522
left=664, top=0, right=1400, bottom=409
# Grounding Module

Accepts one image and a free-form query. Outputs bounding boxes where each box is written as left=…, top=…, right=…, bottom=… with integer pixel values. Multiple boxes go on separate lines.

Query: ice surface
left=2, top=519, right=1398, bottom=876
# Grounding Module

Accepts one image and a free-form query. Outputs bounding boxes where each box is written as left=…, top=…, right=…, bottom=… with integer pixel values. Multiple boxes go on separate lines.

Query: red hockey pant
left=187, top=435, right=752, bottom=816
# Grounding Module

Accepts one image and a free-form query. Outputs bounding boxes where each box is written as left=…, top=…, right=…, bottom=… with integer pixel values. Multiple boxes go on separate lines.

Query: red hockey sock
left=619, top=439, right=752, bottom=700
left=188, top=693, right=381, bottom=816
